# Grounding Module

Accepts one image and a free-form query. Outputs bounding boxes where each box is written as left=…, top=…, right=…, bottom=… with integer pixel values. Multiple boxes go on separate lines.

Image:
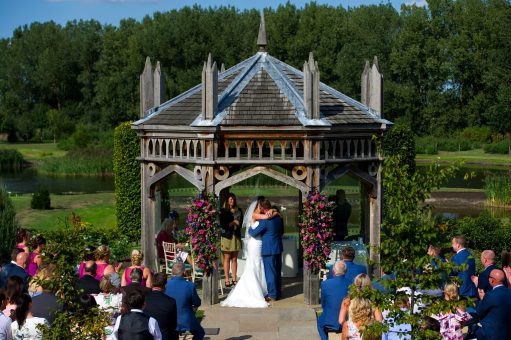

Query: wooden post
left=202, top=267, right=220, bottom=305
left=141, top=163, right=157, bottom=268
left=303, top=267, right=320, bottom=305
left=369, top=164, right=382, bottom=279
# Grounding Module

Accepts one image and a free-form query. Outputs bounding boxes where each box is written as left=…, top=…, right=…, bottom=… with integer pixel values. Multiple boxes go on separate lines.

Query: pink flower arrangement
left=299, top=189, right=334, bottom=273
left=186, top=192, right=220, bottom=275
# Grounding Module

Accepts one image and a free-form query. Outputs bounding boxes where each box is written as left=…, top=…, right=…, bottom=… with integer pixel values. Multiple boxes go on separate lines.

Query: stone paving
left=196, top=277, right=322, bottom=340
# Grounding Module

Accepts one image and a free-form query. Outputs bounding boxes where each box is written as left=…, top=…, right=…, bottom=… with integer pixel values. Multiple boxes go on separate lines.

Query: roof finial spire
left=257, top=11, right=267, bottom=52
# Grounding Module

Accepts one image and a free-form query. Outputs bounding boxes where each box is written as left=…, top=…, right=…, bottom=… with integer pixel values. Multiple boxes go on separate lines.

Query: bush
left=113, top=122, right=141, bottom=242
left=460, top=126, right=491, bottom=144
left=0, top=149, right=24, bottom=171
left=0, top=187, right=19, bottom=262
left=38, top=148, right=113, bottom=175
left=484, top=139, right=510, bottom=154
left=415, top=136, right=438, bottom=155
left=485, top=175, right=511, bottom=206
left=384, top=124, right=416, bottom=173
left=30, top=187, right=51, bottom=210
left=415, top=136, right=476, bottom=154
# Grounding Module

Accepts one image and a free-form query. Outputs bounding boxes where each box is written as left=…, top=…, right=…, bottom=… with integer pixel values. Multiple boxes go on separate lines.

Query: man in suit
left=144, top=272, right=178, bottom=340
left=165, top=263, right=204, bottom=340
left=472, top=250, right=507, bottom=293
left=317, top=261, right=351, bottom=340
left=1, top=250, right=29, bottom=292
left=451, top=235, right=477, bottom=298
left=332, top=189, right=351, bottom=242
left=248, top=198, right=284, bottom=301
left=125, top=268, right=151, bottom=294
left=112, top=286, right=162, bottom=339
left=476, top=269, right=511, bottom=339
left=75, top=261, right=101, bottom=295
left=327, top=246, right=366, bottom=281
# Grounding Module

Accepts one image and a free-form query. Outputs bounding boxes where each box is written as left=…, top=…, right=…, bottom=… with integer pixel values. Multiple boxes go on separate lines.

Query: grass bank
left=0, top=143, right=66, bottom=161
left=12, top=192, right=116, bottom=232
left=416, top=149, right=511, bottom=167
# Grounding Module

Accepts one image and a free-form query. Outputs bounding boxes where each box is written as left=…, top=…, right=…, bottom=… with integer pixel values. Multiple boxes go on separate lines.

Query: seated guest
left=157, top=214, right=193, bottom=266
left=2, top=276, right=24, bottom=318
left=112, top=287, right=162, bottom=339
left=125, top=268, right=151, bottom=295
left=15, top=228, right=30, bottom=254
left=165, top=263, right=204, bottom=340
left=502, top=250, right=511, bottom=286
left=476, top=269, right=511, bottom=340
left=328, top=246, right=366, bottom=281
left=31, top=265, right=63, bottom=325
left=93, top=273, right=123, bottom=339
left=144, top=273, right=178, bottom=340
left=421, top=316, right=440, bottom=339
left=450, top=236, right=477, bottom=298
left=372, top=269, right=396, bottom=294
left=28, top=263, right=53, bottom=296
left=382, top=293, right=411, bottom=340
left=433, top=283, right=471, bottom=340
left=78, top=246, right=96, bottom=278
left=338, top=274, right=382, bottom=326
left=0, top=289, right=12, bottom=340
left=2, top=250, right=29, bottom=292
left=121, top=250, right=152, bottom=288
left=472, top=250, right=507, bottom=293
left=94, top=245, right=118, bottom=282
left=341, top=297, right=380, bottom=340
left=27, top=235, right=46, bottom=277
left=11, top=294, right=49, bottom=340
left=317, top=261, right=350, bottom=340
left=75, top=261, right=101, bottom=296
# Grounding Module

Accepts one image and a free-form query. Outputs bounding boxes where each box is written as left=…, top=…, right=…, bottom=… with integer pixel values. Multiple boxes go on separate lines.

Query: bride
left=220, top=199, right=275, bottom=308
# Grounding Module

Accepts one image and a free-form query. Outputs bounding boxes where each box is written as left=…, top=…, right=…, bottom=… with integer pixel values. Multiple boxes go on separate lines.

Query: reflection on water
left=417, top=165, right=510, bottom=189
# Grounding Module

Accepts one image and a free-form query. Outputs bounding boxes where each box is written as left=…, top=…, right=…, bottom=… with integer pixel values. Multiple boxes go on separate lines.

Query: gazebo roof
left=133, top=52, right=391, bottom=130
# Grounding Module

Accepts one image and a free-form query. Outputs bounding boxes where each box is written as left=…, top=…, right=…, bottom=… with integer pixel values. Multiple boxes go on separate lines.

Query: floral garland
left=185, top=192, right=220, bottom=275
left=299, top=189, right=334, bottom=273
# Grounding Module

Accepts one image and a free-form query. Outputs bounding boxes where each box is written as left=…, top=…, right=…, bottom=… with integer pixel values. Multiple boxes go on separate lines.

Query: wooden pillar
left=360, top=183, right=370, bottom=243
left=304, top=267, right=320, bottom=305
left=141, top=163, right=157, bottom=269
left=369, top=165, right=382, bottom=279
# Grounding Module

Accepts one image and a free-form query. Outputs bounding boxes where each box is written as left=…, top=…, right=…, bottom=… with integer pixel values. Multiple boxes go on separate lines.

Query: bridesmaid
left=121, top=250, right=152, bottom=288
left=15, top=228, right=30, bottom=253
left=78, top=246, right=96, bottom=278
left=27, top=235, right=46, bottom=277
left=94, top=245, right=117, bottom=281
left=220, top=193, right=243, bottom=287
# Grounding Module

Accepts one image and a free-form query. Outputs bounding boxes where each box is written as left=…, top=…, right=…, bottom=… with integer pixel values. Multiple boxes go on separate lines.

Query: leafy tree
left=0, top=186, right=18, bottom=262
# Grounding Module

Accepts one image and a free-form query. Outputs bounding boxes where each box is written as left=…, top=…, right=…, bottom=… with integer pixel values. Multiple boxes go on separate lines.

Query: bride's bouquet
left=299, top=189, right=334, bottom=273
left=185, top=192, right=220, bottom=275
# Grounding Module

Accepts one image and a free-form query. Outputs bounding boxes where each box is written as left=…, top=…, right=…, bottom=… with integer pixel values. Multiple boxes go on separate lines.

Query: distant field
left=0, top=142, right=66, bottom=162
left=12, top=192, right=116, bottom=231
left=416, top=149, right=511, bottom=166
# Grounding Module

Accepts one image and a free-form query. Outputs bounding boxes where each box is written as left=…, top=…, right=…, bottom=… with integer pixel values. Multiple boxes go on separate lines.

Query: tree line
left=0, top=0, right=510, bottom=142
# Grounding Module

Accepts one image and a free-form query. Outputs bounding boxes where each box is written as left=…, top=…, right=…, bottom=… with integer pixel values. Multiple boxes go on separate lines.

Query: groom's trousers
left=263, top=254, right=282, bottom=299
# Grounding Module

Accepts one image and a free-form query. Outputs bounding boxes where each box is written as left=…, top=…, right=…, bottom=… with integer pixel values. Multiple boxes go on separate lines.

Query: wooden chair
left=162, top=241, right=177, bottom=275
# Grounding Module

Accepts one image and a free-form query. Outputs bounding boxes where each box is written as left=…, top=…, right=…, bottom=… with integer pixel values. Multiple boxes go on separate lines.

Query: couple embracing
left=221, top=198, right=284, bottom=308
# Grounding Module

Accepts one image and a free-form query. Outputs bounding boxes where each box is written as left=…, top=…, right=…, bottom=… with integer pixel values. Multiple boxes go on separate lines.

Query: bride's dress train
left=220, top=221, right=268, bottom=308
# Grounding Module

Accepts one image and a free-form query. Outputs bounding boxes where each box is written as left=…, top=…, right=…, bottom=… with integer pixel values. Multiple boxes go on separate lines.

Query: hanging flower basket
left=185, top=192, right=220, bottom=275
left=299, top=189, right=334, bottom=274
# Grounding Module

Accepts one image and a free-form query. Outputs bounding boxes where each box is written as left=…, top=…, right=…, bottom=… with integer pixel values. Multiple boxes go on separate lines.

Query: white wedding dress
left=220, top=201, right=268, bottom=308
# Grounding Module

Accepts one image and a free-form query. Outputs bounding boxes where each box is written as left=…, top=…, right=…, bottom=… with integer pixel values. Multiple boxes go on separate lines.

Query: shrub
left=415, top=136, right=475, bottom=154
left=38, top=148, right=113, bottom=175
left=484, top=139, right=510, bottom=154
left=384, top=124, right=416, bottom=174
left=113, top=122, right=141, bottom=242
left=484, top=175, right=511, bottom=206
left=415, top=136, right=438, bottom=155
left=0, top=149, right=24, bottom=171
left=30, top=187, right=51, bottom=210
left=460, top=126, right=491, bottom=144
left=0, top=187, right=18, bottom=262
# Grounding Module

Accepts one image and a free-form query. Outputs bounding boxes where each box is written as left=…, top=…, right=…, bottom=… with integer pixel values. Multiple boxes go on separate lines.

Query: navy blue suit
left=327, top=260, right=366, bottom=282
left=1, top=262, right=29, bottom=292
left=248, top=215, right=284, bottom=300
left=478, top=264, right=507, bottom=293
left=165, top=277, right=204, bottom=340
left=451, top=249, right=477, bottom=298
left=476, top=285, right=511, bottom=339
left=317, top=275, right=351, bottom=340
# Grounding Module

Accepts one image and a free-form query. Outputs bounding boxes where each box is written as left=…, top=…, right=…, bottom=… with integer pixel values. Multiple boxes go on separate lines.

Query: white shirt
left=111, top=309, right=162, bottom=340
left=456, top=248, right=466, bottom=254
left=0, top=312, right=13, bottom=340
left=11, top=317, right=48, bottom=340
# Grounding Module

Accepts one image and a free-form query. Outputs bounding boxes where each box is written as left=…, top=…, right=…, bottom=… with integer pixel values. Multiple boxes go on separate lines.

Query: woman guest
left=502, top=251, right=511, bottom=286
left=338, top=274, right=383, bottom=326
left=94, top=245, right=118, bottom=282
left=11, top=294, right=49, bottom=340
left=28, top=264, right=54, bottom=297
left=78, top=246, right=96, bottom=278
left=2, top=276, right=24, bottom=319
left=93, top=273, right=123, bottom=339
left=158, top=213, right=193, bottom=265
left=434, top=283, right=472, bottom=340
left=342, top=297, right=380, bottom=340
left=121, top=250, right=152, bottom=288
left=27, top=235, right=46, bottom=277
left=15, top=228, right=30, bottom=253
left=156, top=210, right=179, bottom=263
left=220, top=193, right=243, bottom=287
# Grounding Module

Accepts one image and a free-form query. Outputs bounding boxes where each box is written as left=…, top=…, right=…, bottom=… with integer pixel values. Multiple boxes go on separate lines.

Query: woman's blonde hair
left=131, top=249, right=144, bottom=266
left=95, top=245, right=111, bottom=261
left=353, top=273, right=372, bottom=290
left=28, top=264, right=54, bottom=293
left=444, top=283, right=460, bottom=301
left=348, top=297, right=374, bottom=327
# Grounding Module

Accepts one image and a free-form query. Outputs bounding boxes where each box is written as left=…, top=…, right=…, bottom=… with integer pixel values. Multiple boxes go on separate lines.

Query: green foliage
left=0, top=187, right=18, bottom=262
left=415, top=136, right=476, bottom=154
left=484, top=139, right=510, bottom=154
left=0, top=149, right=24, bottom=171
left=38, top=148, right=113, bottom=175
left=383, top=124, right=416, bottom=173
left=444, top=212, right=511, bottom=257
left=484, top=175, right=511, bottom=206
left=30, top=187, right=51, bottom=210
left=460, top=126, right=492, bottom=144
left=113, top=121, right=141, bottom=242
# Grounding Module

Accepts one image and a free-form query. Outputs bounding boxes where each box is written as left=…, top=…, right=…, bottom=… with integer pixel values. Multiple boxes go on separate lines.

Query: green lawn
left=12, top=192, right=116, bottom=232
left=416, top=149, right=511, bottom=166
left=0, top=142, right=66, bottom=162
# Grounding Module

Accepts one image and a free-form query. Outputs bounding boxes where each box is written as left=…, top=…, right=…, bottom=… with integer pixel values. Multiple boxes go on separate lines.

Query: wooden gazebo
left=132, top=16, right=391, bottom=304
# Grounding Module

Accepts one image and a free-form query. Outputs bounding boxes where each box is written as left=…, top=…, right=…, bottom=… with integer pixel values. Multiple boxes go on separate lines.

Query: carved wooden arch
left=214, top=166, right=309, bottom=196
left=146, top=164, right=204, bottom=196
left=323, top=164, right=378, bottom=195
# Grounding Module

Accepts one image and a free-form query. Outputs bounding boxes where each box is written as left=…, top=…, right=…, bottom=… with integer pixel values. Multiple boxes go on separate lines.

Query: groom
left=248, top=198, right=284, bottom=301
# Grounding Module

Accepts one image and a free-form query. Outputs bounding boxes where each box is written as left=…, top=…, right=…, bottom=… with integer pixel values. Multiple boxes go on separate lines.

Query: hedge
left=113, top=121, right=141, bottom=241
left=0, top=186, right=18, bottom=262
left=384, top=124, right=416, bottom=174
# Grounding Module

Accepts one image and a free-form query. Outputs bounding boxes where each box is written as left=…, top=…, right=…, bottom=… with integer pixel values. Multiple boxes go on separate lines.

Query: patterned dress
left=435, top=309, right=472, bottom=340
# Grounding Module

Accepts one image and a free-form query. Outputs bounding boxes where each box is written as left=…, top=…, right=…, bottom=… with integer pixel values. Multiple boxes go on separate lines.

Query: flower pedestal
left=303, top=266, right=320, bottom=305
left=202, top=268, right=219, bottom=305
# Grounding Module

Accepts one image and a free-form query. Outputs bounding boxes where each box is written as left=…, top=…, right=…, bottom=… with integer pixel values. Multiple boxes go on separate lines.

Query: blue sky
left=0, top=0, right=426, bottom=39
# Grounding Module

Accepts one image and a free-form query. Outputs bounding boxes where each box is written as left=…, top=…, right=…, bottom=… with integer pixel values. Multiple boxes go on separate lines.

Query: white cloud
left=405, top=0, right=428, bottom=7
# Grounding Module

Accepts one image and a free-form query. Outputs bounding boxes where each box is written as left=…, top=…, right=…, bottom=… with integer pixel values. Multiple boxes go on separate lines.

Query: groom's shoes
left=264, top=297, right=276, bottom=302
